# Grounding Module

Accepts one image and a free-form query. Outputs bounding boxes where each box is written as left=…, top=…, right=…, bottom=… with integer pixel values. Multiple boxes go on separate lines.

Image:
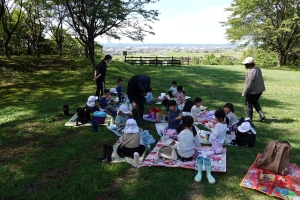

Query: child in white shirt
left=209, top=109, right=227, bottom=144
left=175, top=116, right=201, bottom=162
left=168, top=81, right=177, bottom=98
left=191, top=97, right=203, bottom=121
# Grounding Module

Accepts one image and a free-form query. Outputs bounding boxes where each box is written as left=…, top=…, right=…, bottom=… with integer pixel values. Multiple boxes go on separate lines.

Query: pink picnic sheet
left=240, top=154, right=300, bottom=199
left=140, top=140, right=226, bottom=172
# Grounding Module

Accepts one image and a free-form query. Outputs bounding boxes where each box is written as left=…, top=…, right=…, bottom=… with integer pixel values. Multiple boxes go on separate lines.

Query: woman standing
left=241, top=57, right=265, bottom=122
left=93, top=55, right=112, bottom=99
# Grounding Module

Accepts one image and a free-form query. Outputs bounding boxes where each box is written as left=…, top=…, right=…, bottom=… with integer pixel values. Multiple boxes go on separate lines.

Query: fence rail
left=124, top=56, right=188, bottom=66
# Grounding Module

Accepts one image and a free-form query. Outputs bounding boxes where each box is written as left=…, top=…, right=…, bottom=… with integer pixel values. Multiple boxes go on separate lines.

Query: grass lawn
left=0, top=56, right=299, bottom=200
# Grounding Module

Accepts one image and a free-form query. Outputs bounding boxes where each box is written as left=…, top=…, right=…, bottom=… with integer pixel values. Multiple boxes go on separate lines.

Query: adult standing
left=241, top=57, right=265, bottom=121
left=127, top=75, right=150, bottom=125
left=93, top=55, right=112, bottom=99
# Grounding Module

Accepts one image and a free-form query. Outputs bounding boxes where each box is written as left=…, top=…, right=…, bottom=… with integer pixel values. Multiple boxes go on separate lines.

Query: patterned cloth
left=240, top=154, right=300, bottom=199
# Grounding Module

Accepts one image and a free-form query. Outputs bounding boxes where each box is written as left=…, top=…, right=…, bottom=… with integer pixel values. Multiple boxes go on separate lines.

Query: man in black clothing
left=93, top=55, right=112, bottom=98
left=127, top=75, right=150, bottom=125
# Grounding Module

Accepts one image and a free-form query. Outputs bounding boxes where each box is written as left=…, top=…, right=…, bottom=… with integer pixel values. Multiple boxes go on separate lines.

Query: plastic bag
left=211, top=139, right=223, bottom=154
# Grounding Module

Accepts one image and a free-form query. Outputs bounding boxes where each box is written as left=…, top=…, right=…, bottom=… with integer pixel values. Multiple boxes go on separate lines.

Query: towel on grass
left=140, top=141, right=226, bottom=172
left=240, top=154, right=300, bottom=199
left=64, top=113, right=111, bottom=127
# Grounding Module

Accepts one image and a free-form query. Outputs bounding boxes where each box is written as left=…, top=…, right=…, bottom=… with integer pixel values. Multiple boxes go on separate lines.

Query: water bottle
left=134, top=152, right=140, bottom=168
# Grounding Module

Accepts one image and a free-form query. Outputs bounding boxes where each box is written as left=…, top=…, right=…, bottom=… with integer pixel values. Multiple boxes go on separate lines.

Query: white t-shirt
left=191, top=105, right=202, bottom=118
left=169, top=86, right=177, bottom=96
left=176, top=129, right=201, bottom=158
left=227, top=112, right=239, bottom=124
left=209, top=123, right=227, bottom=144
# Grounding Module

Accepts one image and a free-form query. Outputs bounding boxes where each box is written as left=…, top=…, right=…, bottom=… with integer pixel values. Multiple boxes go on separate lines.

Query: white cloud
left=96, top=5, right=231, bottom=44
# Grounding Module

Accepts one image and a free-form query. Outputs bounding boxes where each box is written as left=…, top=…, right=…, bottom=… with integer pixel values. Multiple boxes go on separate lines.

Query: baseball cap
left=241, top=57, right=254, bottom=64
left=87, top=96, right=98, bottom=107
left=139, top=75, right=149, bottom=91
left=110, top=88, right=117, bottom=94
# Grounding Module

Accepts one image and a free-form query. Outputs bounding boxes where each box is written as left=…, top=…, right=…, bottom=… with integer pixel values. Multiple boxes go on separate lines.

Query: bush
left=241, top=47, right=277, bottom=66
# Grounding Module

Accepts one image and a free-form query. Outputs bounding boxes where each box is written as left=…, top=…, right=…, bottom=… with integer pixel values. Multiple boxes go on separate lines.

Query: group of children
left=91, top=79, right=240, bottom=163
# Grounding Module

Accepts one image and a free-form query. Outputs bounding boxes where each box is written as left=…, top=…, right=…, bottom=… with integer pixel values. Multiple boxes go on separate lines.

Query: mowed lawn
left=0, top=57, right=299, bottom=200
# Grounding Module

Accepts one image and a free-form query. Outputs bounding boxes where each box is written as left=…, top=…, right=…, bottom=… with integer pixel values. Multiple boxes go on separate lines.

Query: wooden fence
left=124, top=56, right=187, bottom=66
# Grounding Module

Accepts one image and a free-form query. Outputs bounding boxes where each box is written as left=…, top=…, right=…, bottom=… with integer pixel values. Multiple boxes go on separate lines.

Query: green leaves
left=222, top=0, right=300, bottom=66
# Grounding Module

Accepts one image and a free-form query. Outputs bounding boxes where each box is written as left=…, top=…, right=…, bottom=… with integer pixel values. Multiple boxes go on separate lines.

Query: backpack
left=257, top=140, right=292, bottom=175
left=235, top=129, right=256, bottom=147
left=182, top=100, right=194, bottom=112
left=76, top=106, right=91, bottom=126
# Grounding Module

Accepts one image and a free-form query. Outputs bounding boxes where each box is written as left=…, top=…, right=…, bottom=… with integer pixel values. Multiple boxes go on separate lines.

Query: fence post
left=156, top=56, right=158, bottom=66
left=172, top=56, right=174, bottom=66
left=140, top=56, right=142, bottom=65
left=125, top=55, right=127, bottom=63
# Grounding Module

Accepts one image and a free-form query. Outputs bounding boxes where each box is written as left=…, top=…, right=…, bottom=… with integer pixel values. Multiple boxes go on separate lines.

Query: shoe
left=97, top=145, right=109, bottom=160
left=259, top=111, right=265, bottom=122
left=194, top=156, right=203, bottom=182
left=204, top=158, right=216, bottom=184
left=103, top=146, right=113, bottom=164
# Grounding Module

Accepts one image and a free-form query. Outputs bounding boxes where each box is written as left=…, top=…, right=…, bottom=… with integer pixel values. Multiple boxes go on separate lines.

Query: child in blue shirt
left=145, top=87, right=157, bottom=104
left=168, top=100, right=182, bottom=129
left=116, top=78, right=124, bottom=103
left=100, top=89, right=117, bottom=116
left=168, top=81, right=177, bottom=98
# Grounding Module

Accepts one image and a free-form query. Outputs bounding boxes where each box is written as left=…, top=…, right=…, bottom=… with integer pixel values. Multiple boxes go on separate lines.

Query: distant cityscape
left=101, top=43, right=240, bottom=57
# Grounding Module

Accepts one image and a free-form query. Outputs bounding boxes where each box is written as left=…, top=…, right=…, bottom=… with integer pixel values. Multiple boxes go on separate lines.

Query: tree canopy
left=222, top=0, right=300, bottom=66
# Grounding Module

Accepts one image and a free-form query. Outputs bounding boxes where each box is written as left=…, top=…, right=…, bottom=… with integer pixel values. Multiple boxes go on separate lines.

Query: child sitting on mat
left=115, top=104, right=130, bottom=134
left=162, top=99, right=170, bottom=120
left=175, top=116, right=201, bottom=162
left=100, top=89, right=117, bottom=116
left=191, top=97, right=203, bottom=122
left=145, top=87, right=157, bottom=104
left=168, top=80, right=178, bottom=98
left=86, top=95, right=100, bottom=113
left=176, top=85, right=185, bottom=105
left=168, top=100, right=182, bottom=129
left=223, top=103, right=239, bottom=126
left=208, top=109, right=227, bottom=144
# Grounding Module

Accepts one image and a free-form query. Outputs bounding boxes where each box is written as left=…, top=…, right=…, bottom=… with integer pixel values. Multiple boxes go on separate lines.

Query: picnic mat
left=140, top=141, right=226, bottom=172
left=64, top=113, right=111, bottom=127
left=155, top=123, right=234, bottom=145
left=240, top=154, right=300, bottom=199
left=110, top=142, right=146, bottom=167
left=107, top=125, right=122, bottom=137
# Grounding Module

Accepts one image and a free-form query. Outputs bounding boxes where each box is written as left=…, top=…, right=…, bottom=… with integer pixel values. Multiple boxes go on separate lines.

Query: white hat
left=110, top=88, right=117, bottom=94
left=117, top=104, right=130, bottom=114
left=87, top=96, right=98, bottom=107
left=123, top=119, right=139, bottom=134
left=238, top=122, right=251, bottom=133
left=241, top=57, right=254, bottom=64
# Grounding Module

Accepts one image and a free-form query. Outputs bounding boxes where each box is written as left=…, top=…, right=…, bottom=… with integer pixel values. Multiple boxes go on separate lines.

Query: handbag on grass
left=157, top=140, right=178, bottom=160
left=257, top=140, right=292, bottom=175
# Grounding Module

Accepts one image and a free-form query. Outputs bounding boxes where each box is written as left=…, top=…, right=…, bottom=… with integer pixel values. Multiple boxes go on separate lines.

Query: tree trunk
left=4, top=39, right=10, bottom=59
left=84, top=44, right=89, bottom=59
left=277, top=53, right=287, bottom=67
left=88, top=35, right=95, bottom=68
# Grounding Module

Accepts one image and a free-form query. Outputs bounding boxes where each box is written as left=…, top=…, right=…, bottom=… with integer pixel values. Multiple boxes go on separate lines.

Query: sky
left=95, top=0, right=234, bottom=44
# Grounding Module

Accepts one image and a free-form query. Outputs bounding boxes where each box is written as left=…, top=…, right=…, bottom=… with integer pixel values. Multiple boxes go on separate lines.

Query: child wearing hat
left=115, top=104, right=130, bottom=133
left=86, top=95, right=100, bottom=113
left=117, top=119, right=146, bottom=158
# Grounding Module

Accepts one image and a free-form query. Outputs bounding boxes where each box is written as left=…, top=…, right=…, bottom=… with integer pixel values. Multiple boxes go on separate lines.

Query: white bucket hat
left=117, top=104, right=130, bottom=114
left=110, top=88, right=117, bottom=94
left=238, top=122, right=251, bottom=133
left=241, top=57, right=254, bottom=64
left=87, top=96, right=98, bottom=107
left=123, top=119, right=139, bottom=134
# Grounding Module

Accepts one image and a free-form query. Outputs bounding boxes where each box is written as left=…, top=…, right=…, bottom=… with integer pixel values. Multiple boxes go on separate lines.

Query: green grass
left=1, top=56, right=300, bottom=200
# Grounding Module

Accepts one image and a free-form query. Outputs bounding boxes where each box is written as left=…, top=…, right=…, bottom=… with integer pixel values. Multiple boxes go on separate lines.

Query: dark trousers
left=245, top=93, right=263, bottom=112
left=132, top=94, right=146, bottom=122
left=96, top=80, right=105, bottom=98
left=120, top=145, right=146, bottom=159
